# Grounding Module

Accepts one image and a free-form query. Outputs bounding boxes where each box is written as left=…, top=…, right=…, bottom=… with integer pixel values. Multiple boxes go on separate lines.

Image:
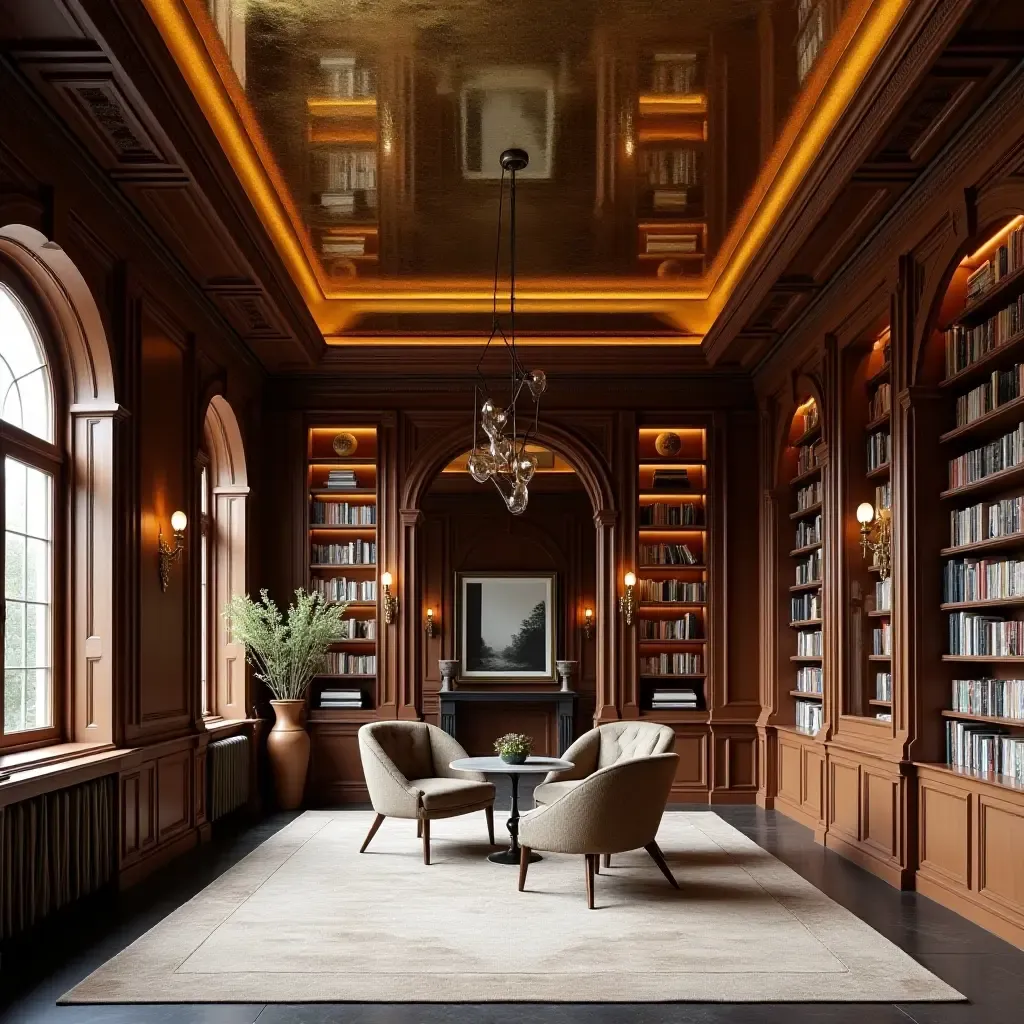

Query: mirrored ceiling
left=197, top=0, right=853, bottom=292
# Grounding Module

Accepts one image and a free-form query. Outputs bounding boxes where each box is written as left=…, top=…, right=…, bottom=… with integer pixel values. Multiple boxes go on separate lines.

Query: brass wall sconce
left=424, top=606, right=437, bottom=639
left=857, top=502, right=892, bottom=581
left=381, top=571, right=399, bottom=625
left=158, top=510, right=187, bottom=592
left=619, top=571, right=638, bottom=626
left=582, top=607, right=594, bottom=640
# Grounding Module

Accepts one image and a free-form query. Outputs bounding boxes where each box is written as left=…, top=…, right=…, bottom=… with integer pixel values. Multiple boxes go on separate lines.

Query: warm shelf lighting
left=306, top=97, right=378, bottom=116
left=963, top=214, right=1024, bottom=266
left=620, top=572, right=638, bottom=626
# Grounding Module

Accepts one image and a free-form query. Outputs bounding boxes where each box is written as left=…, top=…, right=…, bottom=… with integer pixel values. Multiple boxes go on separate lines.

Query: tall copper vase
left=267, top=700, right=310, bottom=810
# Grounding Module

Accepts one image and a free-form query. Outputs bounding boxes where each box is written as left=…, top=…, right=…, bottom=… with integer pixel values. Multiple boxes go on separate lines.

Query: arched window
left=0, top=282, right=59, bottom=744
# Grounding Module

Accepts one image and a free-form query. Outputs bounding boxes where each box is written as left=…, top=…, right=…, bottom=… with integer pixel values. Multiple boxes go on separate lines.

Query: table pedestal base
left=489, top=847, right=542, bottom=865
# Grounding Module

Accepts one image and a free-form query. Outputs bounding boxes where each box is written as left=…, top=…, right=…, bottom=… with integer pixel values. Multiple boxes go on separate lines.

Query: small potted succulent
left=494, top=732, right=533, bottom=765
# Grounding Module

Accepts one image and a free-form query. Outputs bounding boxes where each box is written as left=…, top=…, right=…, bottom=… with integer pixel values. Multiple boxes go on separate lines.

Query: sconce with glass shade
left=619, top=571, right=638, bottom=626
left=582, top=607, right=594, bottom=640
left=424, top=606, right=437, bottom=638
left=158, top=510, right=188, bottom=592
left=381, top=570, right=399, bottom=625
left=856, top=502, right=892, bottom=581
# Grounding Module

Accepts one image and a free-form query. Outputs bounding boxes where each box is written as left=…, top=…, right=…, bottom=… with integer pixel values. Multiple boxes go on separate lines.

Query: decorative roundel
left=332, top=431, right=359, bottom=457
left=655, top=431, right=682, bottom=457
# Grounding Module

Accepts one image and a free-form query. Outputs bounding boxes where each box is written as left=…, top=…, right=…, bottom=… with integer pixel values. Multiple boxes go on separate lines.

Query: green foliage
left=223, top=589, right=347, bottom=701
left=493, top=732, right=533, bottom=758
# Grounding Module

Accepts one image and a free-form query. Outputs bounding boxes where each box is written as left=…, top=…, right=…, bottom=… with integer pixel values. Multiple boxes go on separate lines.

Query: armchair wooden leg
left=485, top=805, right=495, bottom=845
left=645, top=840, right=679, bottom=889
left=417, top=818, right=422, bottom=839
left=595, top=855, right=600, bottom=874
left=584, top=854, right=596, bottom=909
left=422, top=817, right=431, bottom=865
left=518, top=846, right=531, bottom=891
left=602, top=854, right=611, bottom=869
left=360, top=813, right=385, bottom=853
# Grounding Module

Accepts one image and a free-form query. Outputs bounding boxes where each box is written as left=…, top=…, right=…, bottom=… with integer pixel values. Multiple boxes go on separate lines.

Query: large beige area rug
left=64, top=810, right=962, bottom=1004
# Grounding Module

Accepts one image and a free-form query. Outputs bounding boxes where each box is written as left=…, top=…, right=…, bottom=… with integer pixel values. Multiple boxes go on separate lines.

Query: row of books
left=640, top=653, right=703, bottom=675
left=319, top=55, right=375, bottom=99
left=795, top=551, right=822, bottom=586
left=339, top=618, right=376, bottom=640
left=641, top=148, right=700, bottom=187
left=942, top=556, right=1024, bottom=603
left=797, top=630, right=823, bottom=657
left=867, top=430, right=891, bottom=472
left=650, top=686, right=699, bottom=710
left=791, top=591, right=821, bottom=622
left=637, top=579, right=706, bottom=602
left=796, top=480, right=823, bottom=511
left=322, top=469, right=364, bottom=492
left=868, top=381, right=891, bottom=422
left=323, top=653, right=376, bottom=675
left=319, top=687, right=364, bottom=710
left=310, top=577, right=377, bottom=602
left=948, top=611, right=1024, bottom=657
left=311, top=500, right=376, bottom=525
left=875, top=577, right=892, bottom=614
left=965, top=225, right=1024, bottom=303
left=950, top=496, right=1024, bottom=547
left=796, top=700, right=823, bottom=735
left=644, top=233, right=701, bottom=256
left=638, top=614, right=702, bottom=640
left=946, top=719, right=1024, bottom=781
left=322, top=150, right=377, bottom=192
left=639, top=543, right=699, bottom=566
left=954, top=365, right=1024, bottom=428
left=794, top=514, right=822, bottom=549
left=795, top=666, right=823, bottom=694
left=799, top=403, right=820, bottom=435
left=639, top=501, right=703, bottom=526
left=650, top=469, right=695, bottom=491
left=876, top=672, right=892, bottom=701
left=652, top=189, right=697, bottom=213
left=873, top=622, right=891, bottom=656
left=875, top=480, right=892, bottom=511
left=650, top=53, right=700, bottom=93
left=876, top=712, right=893, bottom=722
left=795, top=443, right=822, bottom=477
left=951, top=677, right=1024, bottom=719
left=311, top=540, right=376, bottom=566
left=944, top=294, right=1024, bottom=379
left=948, top=421, right=1024, bottom=489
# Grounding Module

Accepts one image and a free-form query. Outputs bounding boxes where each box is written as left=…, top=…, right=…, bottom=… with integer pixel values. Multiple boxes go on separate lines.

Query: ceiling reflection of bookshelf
left=309, top=52, right=380, bottom=273
left=635, top=51, right=707, bottom=268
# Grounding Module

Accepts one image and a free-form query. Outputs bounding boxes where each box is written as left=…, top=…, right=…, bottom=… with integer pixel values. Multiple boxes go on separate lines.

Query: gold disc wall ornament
left=654, top=431, right=682, bottom=457
left=332, top=432, right=359, bottom=457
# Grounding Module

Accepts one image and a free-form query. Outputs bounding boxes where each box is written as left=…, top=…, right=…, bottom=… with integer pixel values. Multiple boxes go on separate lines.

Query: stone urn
left=556, top=659, right=578, bottom=693
left=267, top=700, right=310, bottom=810
left=438, top=659, right=459, bottom=692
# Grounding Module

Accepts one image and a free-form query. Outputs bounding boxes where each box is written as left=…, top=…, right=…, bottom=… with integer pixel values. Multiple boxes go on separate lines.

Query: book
left=652, top=468, right=691, bottom=491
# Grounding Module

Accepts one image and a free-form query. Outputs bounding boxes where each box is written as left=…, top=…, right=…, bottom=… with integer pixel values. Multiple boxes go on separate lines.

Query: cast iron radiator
left=0, top=774, right=116, bottom=940
left=208, top=734, right=250, bottom=822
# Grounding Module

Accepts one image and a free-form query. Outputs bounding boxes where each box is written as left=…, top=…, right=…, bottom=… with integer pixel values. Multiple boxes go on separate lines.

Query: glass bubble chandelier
left=467, top=148, right=547, bottom=515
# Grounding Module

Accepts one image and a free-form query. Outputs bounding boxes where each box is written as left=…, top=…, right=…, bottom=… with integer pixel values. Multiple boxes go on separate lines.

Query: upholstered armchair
left=517, top=752, right=680, bottom=908
left=357, top=722, right=495, bottom=864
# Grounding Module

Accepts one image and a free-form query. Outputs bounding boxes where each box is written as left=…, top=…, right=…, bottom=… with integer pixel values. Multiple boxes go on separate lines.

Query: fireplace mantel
left=438, top=690, right=578, bottom=755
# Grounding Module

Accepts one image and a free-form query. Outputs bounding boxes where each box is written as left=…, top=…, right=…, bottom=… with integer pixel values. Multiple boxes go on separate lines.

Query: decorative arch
left=774, top=370, right=826, bottom=489
left=202, top=394, right=249, bottom=721
left=396, top=419, right=620, bottom=725
left=0, top=224, right=120, bottom=747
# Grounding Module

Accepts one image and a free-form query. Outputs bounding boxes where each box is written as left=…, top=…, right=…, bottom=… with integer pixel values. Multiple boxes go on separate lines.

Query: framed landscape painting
left=457, top=572, right=557, bottom=682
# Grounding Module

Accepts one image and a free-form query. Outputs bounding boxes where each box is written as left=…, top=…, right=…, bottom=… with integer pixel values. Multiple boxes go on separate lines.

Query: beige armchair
left=517, top=752, right=680, bottom=908
left=357, top=722, right=495, bottom=864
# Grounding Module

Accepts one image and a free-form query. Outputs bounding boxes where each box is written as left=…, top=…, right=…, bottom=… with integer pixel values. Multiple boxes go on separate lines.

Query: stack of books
left=322, top=236, right=366, bottom=258
left=651, top=687, right=698, bottom=710
left=319, top=687, right=364, bottom=710
left=652, top=469, right=691, bottom=491
left=645, top=233, right=699, bottom=256
left=325, top=469, right=359, bottom=491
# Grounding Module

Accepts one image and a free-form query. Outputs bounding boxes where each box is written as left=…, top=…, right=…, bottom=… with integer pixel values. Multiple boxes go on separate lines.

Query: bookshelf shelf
left=868, top=654, right=892, bottom=662
left=868, top=608, right=892, bottom=618
left=790, top=501, right=823, bottom=520
left=939, top=394, right=1024, bottom=444
left=789, top=618, right=823, bottom=628
left=789, top=464, right=823, bottom=487
left=865, top=411, right=891, bottom=432
left=939, top=463, right=1024, bottom=501
left=635, top=423, right=709, bottom=715
left=791, top=423, right=822, bottom=447
left=942, top=709, right=1024, bottom=728
left=307, top=422, right=380, bottom=711
left=790, top=580, right=823, bottom=593
left=865, top=362, right=891, bottom=389
left=789, top=542, right=822, bottom=557
left=866, top=462, right=891, bottom=481
left=942, top=654, right=1024, bottom=663
left=939, top=327, right=1024, bottom=392
left=940, top=597, right=1024, bottom=611
left=917, top=761, right=1024, bottom=794
left=790, top=690, right=823, bottom=699
left=790, top=655, right=823, bottom=662
left=941, top=534, right=1024, bottom=557
left=869, top=699, right=892, bottom=707
left=955, top=261, right=1024, bottom=327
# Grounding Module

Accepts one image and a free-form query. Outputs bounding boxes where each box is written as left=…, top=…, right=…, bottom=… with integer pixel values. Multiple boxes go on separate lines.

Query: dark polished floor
left=1, top=801, right=1022, bottom=1024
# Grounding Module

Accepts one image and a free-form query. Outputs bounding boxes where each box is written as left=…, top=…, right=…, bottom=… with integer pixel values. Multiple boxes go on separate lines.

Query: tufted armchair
left=357, top=721, right=495, bottom=864
left=518, top=752, right=680, bottom=908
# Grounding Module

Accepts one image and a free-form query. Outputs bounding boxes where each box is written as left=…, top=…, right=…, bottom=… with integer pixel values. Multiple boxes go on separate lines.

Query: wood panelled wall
left=0, top=58, right=262, bottom=892
left=755, top=68, right=1024, bottom=948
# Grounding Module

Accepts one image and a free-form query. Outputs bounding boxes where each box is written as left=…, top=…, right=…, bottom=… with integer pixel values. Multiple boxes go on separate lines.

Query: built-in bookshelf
left=636, top=425, right=709, bottom=719
left=635, top=50, right=707, bottom=272
left=787, top=399, right=825, bottom=737
left=308, top=51, right=380, bottom=277
left=935, top=216, right=1024, bottom=788
left=307, top=426, right=380, bottom=716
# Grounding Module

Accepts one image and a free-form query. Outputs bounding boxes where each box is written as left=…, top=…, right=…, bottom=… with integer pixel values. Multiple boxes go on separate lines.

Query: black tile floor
left=1, top=803, right=1022, bottom=1024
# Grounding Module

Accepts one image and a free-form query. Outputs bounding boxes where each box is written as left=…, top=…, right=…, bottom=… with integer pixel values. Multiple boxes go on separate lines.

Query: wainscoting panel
left=309, top=722, right=369, bottom=805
